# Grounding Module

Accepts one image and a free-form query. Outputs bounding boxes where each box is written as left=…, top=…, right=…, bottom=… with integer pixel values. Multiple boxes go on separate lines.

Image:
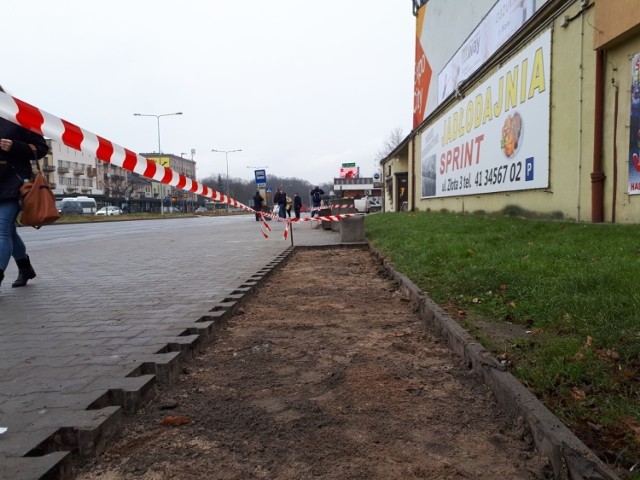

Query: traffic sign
left=254, top=169, right=267, bottom=184
left=266, top=187, right=272, bottom=193
left=342, top=162, right=356, bottom=167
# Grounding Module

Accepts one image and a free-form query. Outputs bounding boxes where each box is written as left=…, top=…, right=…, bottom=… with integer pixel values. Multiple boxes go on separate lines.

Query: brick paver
left=0, top=215, right=342, bottom=479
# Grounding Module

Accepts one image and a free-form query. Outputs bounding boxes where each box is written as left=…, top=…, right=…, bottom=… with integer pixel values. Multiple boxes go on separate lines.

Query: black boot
left=12, top=256, right=36, bottom=288
left=0, top=269, right=4, bottom=288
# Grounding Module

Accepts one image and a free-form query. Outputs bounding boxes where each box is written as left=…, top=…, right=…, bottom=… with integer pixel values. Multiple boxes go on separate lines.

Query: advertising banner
left=340, top=166, right=359, bottom=178
left=628, top=53, right=640, bottom=194
left=146, top=156, right=170, bottom=167
left=438, top=0, right=536, bottom=105
left=413, top=6, right=433, bottom=129
left=420, top=30, right=550, bottom=198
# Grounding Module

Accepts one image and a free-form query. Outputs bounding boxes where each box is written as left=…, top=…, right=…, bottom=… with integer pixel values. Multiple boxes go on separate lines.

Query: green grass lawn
left=366, top=211, right=640, bottom=474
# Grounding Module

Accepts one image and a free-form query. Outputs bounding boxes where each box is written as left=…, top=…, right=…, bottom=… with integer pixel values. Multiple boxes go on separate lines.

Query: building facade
left=382, top=0, right=640, bottom=224
left=39, top=141, right=200, bottom=212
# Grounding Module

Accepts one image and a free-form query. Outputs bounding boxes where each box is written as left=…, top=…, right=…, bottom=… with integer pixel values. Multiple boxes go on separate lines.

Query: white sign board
left=438, top=0, right=536, bottom=104
left=421, top=30, right=550, bottom=198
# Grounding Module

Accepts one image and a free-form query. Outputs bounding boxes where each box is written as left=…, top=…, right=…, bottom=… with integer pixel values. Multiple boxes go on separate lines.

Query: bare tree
left=376, top=127, right=405, bottom=161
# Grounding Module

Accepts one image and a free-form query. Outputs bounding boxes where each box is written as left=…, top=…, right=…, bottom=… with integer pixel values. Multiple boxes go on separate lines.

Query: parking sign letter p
left=525, top=157, right=534, bottom=181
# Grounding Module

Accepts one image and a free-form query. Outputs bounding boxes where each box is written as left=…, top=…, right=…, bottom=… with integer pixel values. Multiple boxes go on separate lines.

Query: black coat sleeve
left=10, top=127, right=48, bottom=161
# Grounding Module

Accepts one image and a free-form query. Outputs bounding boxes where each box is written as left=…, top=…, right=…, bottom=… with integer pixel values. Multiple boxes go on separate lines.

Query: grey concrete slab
left=0, top=214, right=341, bottom=479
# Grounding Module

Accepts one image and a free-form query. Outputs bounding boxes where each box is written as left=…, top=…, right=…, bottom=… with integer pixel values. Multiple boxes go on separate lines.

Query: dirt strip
left=73, top=248, right=551, bottom=480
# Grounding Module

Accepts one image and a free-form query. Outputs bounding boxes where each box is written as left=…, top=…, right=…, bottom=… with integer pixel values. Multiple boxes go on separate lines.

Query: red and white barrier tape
left=330, top=203, right=354, bottom=209
left=0, top=92, right=360, bottom=240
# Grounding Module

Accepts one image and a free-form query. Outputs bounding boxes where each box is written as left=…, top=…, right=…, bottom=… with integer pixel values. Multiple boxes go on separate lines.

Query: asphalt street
left=0, top=215, right=340, bottom=479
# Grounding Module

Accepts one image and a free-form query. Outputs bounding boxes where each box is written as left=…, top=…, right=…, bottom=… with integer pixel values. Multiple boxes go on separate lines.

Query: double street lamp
left=212, top=149, right=242, bottom=212
left=133, top=112, right=183, bottom=214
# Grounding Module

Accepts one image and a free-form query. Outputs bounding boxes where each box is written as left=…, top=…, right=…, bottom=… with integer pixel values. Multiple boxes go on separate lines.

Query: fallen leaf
left=571, top=352, right=585, bottom=362
left=607, top=349, right=620, bottom=360
left=161, top=415, right=191, bottom=426
left=570, top=388, right=586, bottom=402
left=621, top=417, right=640, bottom=444
left=621, top=417, right=640, bottom=435
left=595, top=348, right=620, bottom=360
left=586, top=421, right=602, bottom=432
left=620, top=367, right=635, bottom=379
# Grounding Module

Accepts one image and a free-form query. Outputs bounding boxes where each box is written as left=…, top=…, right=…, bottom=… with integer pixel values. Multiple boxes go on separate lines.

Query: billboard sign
left=420, top=30, right=550, bottom=198
left=146, top=156, right=170, bottom=168
left=413, top=0, right=550, bottom=127
left=438, top=0, right=535, bottom=105
left=628, top=53, right=640, bottom=194
left=340, top=166, right=359, bottom=178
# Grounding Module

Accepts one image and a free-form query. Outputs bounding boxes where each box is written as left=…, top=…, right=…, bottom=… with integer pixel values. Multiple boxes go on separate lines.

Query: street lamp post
left=212, top=149, right=242, bottom=212
left=133, top=112, right=182, bottom=214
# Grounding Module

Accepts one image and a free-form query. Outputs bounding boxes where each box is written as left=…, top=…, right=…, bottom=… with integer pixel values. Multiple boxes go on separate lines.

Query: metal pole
left=211, top=149, right=242, bottom=213
left=289, top=220, right=294, bottom=247
left=134, top=112, right=182, bottom=215
left=156, top=116, right=163, bottom=215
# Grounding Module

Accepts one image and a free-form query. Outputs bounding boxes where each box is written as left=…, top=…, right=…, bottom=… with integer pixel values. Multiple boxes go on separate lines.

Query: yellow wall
left=404, top=0, right=640, bottom=223
left=382, top=151, right=409, bottom=212
left=600, top=35, right=640, bottom=223
left=411, top=1, right=604, bottom=221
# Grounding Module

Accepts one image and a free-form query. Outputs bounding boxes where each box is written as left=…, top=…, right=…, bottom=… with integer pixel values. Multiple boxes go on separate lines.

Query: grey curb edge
left=368, top=243, right=620, bottom=480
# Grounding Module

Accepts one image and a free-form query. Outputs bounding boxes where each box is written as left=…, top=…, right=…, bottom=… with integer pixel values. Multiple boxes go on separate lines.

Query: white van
left=60, top=196, right=97, bottom=214
left=353, top=197, right=370, bottom=214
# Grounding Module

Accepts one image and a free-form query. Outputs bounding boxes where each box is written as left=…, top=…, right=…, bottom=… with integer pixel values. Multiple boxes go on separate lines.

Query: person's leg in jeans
left=0, top=200, right=21, bottom=286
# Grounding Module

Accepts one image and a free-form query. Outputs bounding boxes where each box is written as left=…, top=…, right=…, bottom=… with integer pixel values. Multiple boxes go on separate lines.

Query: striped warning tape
left=0, top=91, right=360, bottom=239
left=330, top=203, right=355, bottom=209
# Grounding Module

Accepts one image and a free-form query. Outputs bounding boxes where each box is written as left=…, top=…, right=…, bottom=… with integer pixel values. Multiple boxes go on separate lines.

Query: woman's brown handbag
left=12, top=147, right=60, bottom=229
left=17, top=170, right=60, bottom=228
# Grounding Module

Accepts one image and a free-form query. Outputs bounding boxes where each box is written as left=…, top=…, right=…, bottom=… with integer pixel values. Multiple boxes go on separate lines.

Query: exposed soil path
left=73, top=248, right=550, bottom=480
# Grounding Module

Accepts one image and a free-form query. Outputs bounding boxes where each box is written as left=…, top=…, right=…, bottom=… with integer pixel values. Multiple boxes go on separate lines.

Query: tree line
left=198, top=173, right=333, bottom=206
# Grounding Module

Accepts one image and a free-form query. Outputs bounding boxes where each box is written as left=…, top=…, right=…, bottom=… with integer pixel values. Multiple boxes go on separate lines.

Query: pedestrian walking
left=309, top=186, right=324, bottom=222
left=274, top=187, right=287, bottom=219
left=286, top=195, right=292, bottom=218
left=293, top=192, right=302, bottom=220
left=252, top=191, right=264, bottom=221
left=0, top=85, right=48, bottom=290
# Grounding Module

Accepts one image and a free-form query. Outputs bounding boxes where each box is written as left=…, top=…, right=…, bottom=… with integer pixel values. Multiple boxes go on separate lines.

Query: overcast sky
left=4, top=1, right=415, bottom=185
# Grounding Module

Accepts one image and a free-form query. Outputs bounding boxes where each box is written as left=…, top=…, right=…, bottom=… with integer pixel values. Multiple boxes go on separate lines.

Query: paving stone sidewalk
left=0, top=215, right=341, bottom=480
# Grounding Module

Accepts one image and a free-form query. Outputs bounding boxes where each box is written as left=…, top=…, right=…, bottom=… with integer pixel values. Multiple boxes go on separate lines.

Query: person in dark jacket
left=252, top=191, right=264, bottom=221
left=310, top=186, right=324, bottom=219
left=274, top=187, right=287, bottom=218
left=293, top=192, right=302, bottom=220
left=0, top=85, right=48, bottom=290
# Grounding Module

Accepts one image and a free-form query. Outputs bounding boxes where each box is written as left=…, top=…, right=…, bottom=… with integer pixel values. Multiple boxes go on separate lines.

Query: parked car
left=58, top=200, right=83, bottom=216
left=95, top=206, right=122, bottom=216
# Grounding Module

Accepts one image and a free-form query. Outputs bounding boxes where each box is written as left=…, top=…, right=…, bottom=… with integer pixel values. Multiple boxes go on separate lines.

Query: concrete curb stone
left=368, top=243, right=620, bottom=480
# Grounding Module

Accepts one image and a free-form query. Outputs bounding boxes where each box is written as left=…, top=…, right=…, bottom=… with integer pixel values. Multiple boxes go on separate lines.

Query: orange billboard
left=413, top=5, right=432, bottom=129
